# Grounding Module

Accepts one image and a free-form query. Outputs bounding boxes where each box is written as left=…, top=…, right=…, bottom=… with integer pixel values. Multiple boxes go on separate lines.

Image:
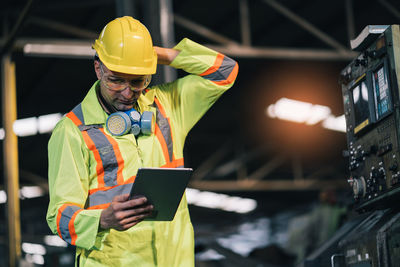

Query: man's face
left=94, top=61, right=150, bottom=111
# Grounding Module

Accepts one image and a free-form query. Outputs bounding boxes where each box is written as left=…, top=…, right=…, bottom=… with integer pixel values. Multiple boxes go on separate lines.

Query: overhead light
left=267, top=98, right=346, bottom=132
left=20, top=186, right=45, bottom=199
left=0, top=113, right=62, bottom=140
left=24, top=43, right=94, bottom=59
left=44, top=235, right=68, bottom=247
left=13, top=117, right=38, bottom=136
left=38, top=113, right=62, bottom=134
left=0, top=186, right=46, bottom=204
left=267, top=98, right=331, bottom=125
left=186, top=188, right=257, bottom=213
left=25, top=254, right=45, bottom=265
left=0, top=190, right=7, bottom=204
left=322, top=115, right=346, bottom=132
left=22, top=243, right=46, bottom=255
left=305, top=105, right=331, bottom=125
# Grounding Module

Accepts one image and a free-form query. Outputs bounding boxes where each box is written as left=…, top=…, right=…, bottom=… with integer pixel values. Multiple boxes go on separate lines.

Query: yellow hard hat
left=93, top=16, right=157, bottom=75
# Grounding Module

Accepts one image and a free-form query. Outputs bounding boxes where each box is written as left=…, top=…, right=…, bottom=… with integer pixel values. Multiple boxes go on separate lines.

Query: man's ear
left=94, top=60, right=102, bottom=80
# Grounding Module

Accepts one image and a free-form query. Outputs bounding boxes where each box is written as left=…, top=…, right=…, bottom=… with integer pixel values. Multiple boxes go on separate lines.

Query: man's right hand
left=99, top=193, right=154, bottom=231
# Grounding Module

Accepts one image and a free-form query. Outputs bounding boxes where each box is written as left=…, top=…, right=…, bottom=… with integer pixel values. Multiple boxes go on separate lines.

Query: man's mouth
left=119, top=99, right=135, bottom=105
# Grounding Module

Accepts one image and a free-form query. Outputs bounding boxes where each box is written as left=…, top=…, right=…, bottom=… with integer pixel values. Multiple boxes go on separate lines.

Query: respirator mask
left=106, top=108, right=154, bottom=136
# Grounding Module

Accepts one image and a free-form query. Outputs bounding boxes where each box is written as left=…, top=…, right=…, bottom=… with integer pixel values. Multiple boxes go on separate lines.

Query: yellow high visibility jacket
left=46, top=38, right=238, bottom=267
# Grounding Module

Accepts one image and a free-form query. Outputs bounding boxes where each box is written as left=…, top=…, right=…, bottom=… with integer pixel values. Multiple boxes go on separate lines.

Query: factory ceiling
left=0, top=0, right=399, bottom=193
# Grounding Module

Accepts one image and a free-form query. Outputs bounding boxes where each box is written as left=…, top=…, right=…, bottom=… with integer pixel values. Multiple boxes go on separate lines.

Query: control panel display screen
left=352, top=79, right=370, bottom=129
left=373, top=65, right=392, bottom=120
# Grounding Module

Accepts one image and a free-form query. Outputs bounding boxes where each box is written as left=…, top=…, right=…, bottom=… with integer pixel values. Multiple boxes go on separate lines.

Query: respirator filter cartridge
left=106, top=109, right=154, bottom=136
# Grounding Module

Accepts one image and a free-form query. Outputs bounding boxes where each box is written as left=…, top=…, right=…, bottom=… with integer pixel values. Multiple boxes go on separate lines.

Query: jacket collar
left=80, top=81, right=156, bottom=125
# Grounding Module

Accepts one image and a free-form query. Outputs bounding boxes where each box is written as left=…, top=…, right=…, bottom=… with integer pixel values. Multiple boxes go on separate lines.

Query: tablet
left=129, top=167, right=193, bottom=221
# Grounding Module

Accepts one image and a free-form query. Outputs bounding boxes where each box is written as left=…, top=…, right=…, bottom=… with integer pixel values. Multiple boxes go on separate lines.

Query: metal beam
left=304, top=165, right=337, bottom=180
left=159, top=0, right=177, bottom=82
left=115, top=0, right=136, bottom=17
left=28, top=16, right=98, bottom=39
left=174, top=14, right=239, bottom=46
left=191, top=142, right=232, bottom=181
left=141, top=0, right=177, bottom=84
left=291, top=154, right=303, bottom=181
left=1, top=0, right=34, bottom=55
left=345, top=0, right=355, bottom=42
left=189, top=179, right=349, bottom=191
left=206, top=44, right=357, bottom=60
left=2, top=54, right=21, bottom=267
left=247, top=154, right=287, bottom=181
left=239, top=0, right=251, bottom=46
left=19, top=170, right=49, bottom=192
left=378, top=0, right=400, bottom=19
left=212, top=146, right=267, bottom=177
left=10, top=38, right=358, bottom=60
left=262, top=0, right=349, bottom=52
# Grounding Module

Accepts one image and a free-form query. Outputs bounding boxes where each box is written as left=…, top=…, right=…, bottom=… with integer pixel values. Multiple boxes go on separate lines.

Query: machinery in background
left=336, top=24, right=400, bottom=267
left=341, top=25, right=400, bottom=212
left=305, top=25, right=400, bottom=267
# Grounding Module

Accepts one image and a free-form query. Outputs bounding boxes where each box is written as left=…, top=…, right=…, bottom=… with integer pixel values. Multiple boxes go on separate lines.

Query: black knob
left=365, top=50, right=377, bottom=59
left=369, top=145, right=378, bottom=154
left=389, top=163, right=398, bottom=172
left=355, top=59, right=367, bottom=67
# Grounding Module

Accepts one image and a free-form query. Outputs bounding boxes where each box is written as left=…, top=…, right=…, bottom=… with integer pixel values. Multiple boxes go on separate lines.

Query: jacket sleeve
left=155, top=38, right=239, bottom=137
left=46, top=118, right=108, bottom=250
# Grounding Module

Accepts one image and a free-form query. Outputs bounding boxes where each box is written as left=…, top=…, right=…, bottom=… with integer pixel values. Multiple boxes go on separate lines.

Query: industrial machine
left=338, top=25, right=400, bottom=267
left=305, top=25, right=400, bottom=267
left=341, top=25, right=400, bottom=212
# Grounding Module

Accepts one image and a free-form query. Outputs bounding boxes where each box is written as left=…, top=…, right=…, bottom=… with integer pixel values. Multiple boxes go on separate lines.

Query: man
left=46, top=16, right=238, bottom=266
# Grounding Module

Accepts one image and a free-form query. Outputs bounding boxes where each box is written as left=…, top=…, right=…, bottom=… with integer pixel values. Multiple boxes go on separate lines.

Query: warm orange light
left=267, top=98, right=345, bottom=132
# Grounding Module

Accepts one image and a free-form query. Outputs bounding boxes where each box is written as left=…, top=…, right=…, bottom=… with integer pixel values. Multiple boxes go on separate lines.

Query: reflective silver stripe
left=201, top=55, right=236, bottom=82
left=85, top=128, right=119, bottom=187
left=88, top=183, right=132, bottom=207
left=69, top=103, right=119, bottom=187
left=59, top=205, right=81, bottom=244
left=153, top=102, right=174, bottom=161
left=71, top=104, right=84, bottom=124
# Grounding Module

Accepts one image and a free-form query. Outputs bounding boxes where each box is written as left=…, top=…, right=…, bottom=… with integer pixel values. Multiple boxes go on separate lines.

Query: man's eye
left=131, top=79, right=145, bottom=85
left=108, top=77, right=124, bottom=83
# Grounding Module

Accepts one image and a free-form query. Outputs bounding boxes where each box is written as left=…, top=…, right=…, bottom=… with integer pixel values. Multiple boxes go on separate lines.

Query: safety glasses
left=100, top=63, right=151, bottom=91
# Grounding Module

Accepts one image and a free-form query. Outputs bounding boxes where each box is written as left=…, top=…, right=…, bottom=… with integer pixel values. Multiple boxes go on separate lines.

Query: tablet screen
left=129, top=167, right=193, bottom=221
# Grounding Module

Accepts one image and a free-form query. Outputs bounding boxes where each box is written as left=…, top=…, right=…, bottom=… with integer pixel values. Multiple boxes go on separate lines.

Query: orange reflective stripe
left=161, top=158, right=184, bottom=168
left=100, top=128, right=124, bottom=185
left=69, top=209, right=83, bottom=245
left=66, top=111, right=83, bottom=126
left=154, top=123, right=171, bottom=163
left=56, top=204, right=69, bottom=238
left=88, top=175, right=136, bottom=195
left=81, top=131, right=105, bottom=188
left=212, top=62, right=239, bottom=86
left=87, top=203, right=111, bottom=210
left=154, top=97, right=167, bottom=118
left=154, top=97, right=178, bottom=165
left=200, top=53, right=224, bottom=77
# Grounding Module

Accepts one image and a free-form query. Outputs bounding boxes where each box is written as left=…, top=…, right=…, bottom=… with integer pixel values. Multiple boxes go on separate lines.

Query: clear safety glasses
left=100, top=63, right=151, bottom=92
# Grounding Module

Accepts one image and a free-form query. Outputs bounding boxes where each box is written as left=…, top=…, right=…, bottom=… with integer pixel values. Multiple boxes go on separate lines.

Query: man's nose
left=120, top=86, right=134, bottom=98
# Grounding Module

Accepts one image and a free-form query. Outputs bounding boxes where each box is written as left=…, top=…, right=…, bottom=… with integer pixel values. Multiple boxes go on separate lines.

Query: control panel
left=340, top=25, right=400, bottom=211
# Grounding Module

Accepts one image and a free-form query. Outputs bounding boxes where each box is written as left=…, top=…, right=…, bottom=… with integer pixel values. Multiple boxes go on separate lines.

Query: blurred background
left=0, top=0, right=399, bottom=266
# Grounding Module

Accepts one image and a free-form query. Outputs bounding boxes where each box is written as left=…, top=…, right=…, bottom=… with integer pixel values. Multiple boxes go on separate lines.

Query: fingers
left=111, top=193, right=130, bottom=202
left=100, top=194, right=155, bottom=231
left=112, top=194, right=148, bottom=210
left=118, top=211, right=153, bottom=230
left=119, top=204, right=154, bottom=219
left=113, top=206, right=154, bottom=231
